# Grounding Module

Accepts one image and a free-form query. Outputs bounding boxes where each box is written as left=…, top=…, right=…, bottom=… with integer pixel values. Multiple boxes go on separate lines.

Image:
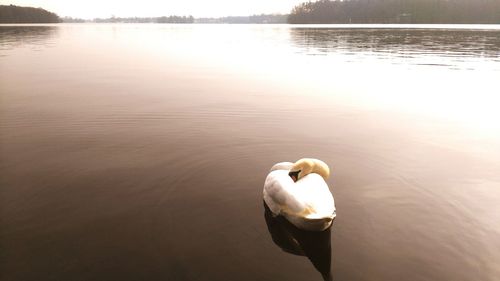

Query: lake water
left=1, top=24, right=500, bottom=281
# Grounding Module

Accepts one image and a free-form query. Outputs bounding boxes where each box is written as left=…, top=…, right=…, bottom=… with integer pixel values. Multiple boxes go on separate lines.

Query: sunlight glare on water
left=97, top=24, right=500, bottom=139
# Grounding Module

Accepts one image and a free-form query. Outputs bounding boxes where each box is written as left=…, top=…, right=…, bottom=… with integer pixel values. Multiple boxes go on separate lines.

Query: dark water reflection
left=0, top=25, right=58, bottom=52
left=1, top=24, right=500, bottom=281
left=264, top=202, right=332, bottom=281
left=291, top=27, right=500, bottom=68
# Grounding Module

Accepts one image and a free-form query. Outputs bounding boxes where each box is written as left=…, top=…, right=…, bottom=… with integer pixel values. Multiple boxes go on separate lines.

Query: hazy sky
left=3, top=0, right=304, bottom=18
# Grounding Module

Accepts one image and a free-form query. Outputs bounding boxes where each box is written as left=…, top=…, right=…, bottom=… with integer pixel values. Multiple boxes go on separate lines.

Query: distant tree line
left=92, top=16, right=194, bottom=23
left=56, top=14, right=289, bottom=24
left=157, top=16, right=194, bottom=23
left=61, top=17, right=86, bottom=23
left=196, top=14, right=288, bottom=24
left=288, top=0, right=500, bottom=24
left=0, top=5, right=60, bottom=23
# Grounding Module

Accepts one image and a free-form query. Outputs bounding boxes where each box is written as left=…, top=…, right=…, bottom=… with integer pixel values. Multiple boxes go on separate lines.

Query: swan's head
left=288, top=158, right=330, bottom=182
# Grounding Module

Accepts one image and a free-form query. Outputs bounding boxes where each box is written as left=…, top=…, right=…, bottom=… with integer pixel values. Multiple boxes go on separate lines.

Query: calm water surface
left=1, top=24, right=500, bottom=281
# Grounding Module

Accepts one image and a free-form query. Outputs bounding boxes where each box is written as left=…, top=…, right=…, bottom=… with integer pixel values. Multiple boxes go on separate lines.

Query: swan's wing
left=264, top=170, right=307, bottom=215
left=294, top=174, right=335, bottom=217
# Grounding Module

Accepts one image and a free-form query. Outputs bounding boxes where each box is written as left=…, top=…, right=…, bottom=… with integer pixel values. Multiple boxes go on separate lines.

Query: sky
left=2, top=0, right=305, bottom=18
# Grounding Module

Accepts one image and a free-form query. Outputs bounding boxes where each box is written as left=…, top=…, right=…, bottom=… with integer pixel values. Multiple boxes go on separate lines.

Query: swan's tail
left=301, top=214, right=335, bottom=231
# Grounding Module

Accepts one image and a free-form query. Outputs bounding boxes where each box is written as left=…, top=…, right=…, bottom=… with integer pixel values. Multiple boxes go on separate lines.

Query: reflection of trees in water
left=290, top=28, right=500, bottom=60
left=264, top=202, right=333, bottom=281
left=0, top=26, right=58, bottom=51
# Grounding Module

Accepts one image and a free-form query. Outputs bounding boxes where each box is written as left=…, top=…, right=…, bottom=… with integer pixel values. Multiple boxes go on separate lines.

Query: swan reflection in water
left=264, top=202, right=333, bottom=281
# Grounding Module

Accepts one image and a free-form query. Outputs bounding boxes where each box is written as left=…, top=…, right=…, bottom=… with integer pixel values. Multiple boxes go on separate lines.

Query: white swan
left=263, top=158, right=336, bottom=231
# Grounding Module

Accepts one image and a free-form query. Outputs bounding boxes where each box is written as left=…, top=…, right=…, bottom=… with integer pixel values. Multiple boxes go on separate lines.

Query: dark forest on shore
left=0, top=5, right=60, bottom=23
left=288, top=0, right=500, bottom=24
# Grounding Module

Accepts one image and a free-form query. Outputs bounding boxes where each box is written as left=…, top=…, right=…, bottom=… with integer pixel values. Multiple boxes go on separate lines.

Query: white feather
left=263, top=161, right=336, bottom=231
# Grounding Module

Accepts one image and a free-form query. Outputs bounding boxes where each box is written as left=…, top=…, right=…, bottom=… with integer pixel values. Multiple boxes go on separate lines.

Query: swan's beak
left=288, top=170, right=300, bottom=182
